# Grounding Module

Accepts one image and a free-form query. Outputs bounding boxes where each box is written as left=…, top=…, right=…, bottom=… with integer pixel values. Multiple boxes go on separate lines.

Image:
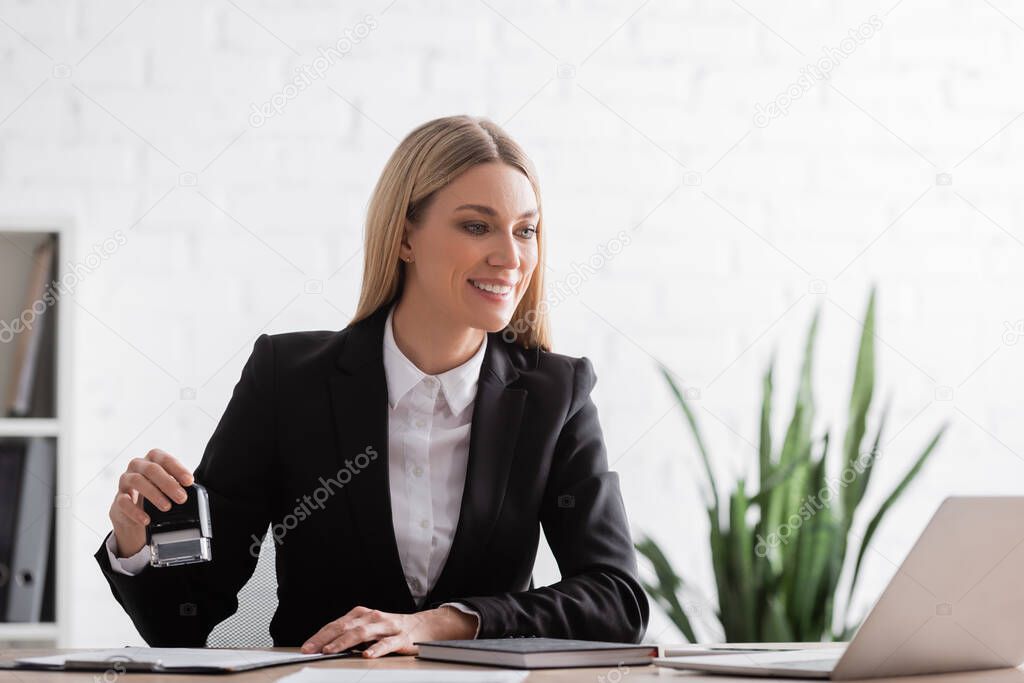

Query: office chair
left=205, top=527, right=278, bottom=647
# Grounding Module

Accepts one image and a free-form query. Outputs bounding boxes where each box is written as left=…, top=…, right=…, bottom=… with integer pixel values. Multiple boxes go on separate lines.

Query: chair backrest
left=205, top=528, right=278, bottom=647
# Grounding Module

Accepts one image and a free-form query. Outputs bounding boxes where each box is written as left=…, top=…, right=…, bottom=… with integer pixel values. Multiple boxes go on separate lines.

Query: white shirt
left=105, top=302, right=487, bottom=634
left=382, top=303, right=487, bottom=606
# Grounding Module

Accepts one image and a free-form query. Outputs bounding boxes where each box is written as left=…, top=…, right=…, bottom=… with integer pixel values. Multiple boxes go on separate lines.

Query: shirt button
left=420, top=519, right=430, bottom=530
left=415, top=418, right=426, bottom=428
left=413, top=465, right=424, bottom=477
left=410, top=577, right=420, bottom=590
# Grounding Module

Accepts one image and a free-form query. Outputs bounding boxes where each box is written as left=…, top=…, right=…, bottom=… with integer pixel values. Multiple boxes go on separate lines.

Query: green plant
left=636, top=288, right=947, bottom=643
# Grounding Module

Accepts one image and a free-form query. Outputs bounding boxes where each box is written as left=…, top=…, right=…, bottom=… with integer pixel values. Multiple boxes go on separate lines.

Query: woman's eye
left=462, top=222, right=535, bottom=238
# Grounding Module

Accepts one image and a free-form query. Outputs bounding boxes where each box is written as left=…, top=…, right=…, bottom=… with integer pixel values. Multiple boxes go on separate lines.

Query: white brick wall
left=1, top=0, right=1022, bottom=647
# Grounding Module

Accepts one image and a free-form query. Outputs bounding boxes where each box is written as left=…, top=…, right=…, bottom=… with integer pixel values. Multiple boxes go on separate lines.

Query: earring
left=404, top=256, right=413, bottom=263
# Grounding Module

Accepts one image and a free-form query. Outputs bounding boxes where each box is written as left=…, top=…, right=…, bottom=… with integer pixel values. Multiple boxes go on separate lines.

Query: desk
left=4, top=648, right=1024, bottom=683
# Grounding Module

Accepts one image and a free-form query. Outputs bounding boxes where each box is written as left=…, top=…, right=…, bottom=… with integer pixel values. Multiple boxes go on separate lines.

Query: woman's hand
left=108, top=448, right=194, bottom=557
left=301, top=605, right=479, bottom=658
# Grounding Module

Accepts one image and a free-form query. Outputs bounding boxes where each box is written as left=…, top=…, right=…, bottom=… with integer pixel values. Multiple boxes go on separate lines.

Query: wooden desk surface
left=1, top=648, right=649, bottom=683
left=3, top=647, right=1024, bottom=683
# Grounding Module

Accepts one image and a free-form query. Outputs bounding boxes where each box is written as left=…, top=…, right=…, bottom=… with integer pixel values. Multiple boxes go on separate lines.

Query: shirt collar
left=382, top=302, right=488, bottom=415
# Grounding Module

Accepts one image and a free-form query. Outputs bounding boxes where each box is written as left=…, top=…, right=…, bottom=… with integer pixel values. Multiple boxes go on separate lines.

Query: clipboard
left=2, top=647, right=360, bottom=674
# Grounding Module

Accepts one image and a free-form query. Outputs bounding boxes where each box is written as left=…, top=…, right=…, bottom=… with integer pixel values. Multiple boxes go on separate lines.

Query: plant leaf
left=841, top=287, right=876, bottom=529
left=759, top=360, right=775, bottom=494
left=846, top=423, right=948, bottom=618
left=788, top=434, right=832, bottom=638
left=635, top=537, right=698, bottom=642
left=660, top=364, right=720, bottom=515
left=768, top=308, right=819, bottom=568
left=729, top=483, right=756, bottom=641
left=761, top=595, right=794, bottom=642
left=840, top=398, right=889, bottom=615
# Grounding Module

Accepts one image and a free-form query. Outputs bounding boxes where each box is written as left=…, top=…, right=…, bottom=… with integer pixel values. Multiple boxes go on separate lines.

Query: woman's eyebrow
left=453, top=203, right=538, bottom=219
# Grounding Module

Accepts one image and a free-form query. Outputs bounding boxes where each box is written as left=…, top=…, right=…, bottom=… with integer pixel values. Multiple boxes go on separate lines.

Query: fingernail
left=365, top=649, right=376, bottom=657
left=160, top=502, right=171, bottom=511
left=142, top=515, right=150, bottom=524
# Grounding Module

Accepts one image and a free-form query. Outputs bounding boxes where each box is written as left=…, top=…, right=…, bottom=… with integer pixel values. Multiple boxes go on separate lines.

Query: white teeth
left=471, top=280, right=512, bottom=295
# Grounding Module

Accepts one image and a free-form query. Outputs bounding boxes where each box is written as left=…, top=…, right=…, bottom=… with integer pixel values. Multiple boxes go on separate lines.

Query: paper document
left=277, top=665, right=529, bottom=683
left=12, top=648, right=351, bottom=672
left=661, top=644, right=831, bottom=657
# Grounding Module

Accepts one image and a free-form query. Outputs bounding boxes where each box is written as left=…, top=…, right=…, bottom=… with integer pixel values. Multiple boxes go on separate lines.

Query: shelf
left=0, top=221, right=70, bottom=644
left=0, top=418, right=60, bottom=438
left=0, top=622, right=59, bottom=642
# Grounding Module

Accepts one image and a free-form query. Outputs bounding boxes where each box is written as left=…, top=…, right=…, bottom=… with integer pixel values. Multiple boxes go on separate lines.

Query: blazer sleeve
left=454, top=356, right=650, bottom=642
left=93, top=333, right=277, bottom=646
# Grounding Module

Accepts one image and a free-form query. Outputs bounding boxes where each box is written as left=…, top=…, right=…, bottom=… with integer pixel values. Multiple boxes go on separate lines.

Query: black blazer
left=94, top=301, right=650, bottom=646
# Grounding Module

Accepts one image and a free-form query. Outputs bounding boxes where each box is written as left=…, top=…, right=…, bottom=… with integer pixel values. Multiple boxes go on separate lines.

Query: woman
left=95, top=115, right=649, bottom=657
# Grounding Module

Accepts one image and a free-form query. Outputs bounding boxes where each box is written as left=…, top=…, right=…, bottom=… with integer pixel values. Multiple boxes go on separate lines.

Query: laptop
left=656, top=496, right=1024, bottom=679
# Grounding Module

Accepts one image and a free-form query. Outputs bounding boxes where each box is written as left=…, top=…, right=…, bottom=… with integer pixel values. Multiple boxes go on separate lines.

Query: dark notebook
left=415, top=637, right=657, bottom=669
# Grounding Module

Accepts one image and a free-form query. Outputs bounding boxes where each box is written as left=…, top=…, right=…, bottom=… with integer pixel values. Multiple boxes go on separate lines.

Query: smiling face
left=399, top=161, right=540, bottom=333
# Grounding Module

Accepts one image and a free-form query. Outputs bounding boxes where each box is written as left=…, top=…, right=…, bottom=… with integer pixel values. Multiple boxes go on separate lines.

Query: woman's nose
left=488, top=231, right=520, bottom=269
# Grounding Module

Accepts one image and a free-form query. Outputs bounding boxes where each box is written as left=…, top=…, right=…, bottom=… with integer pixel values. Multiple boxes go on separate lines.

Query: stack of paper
left=277, top=665, right=528, bottom=683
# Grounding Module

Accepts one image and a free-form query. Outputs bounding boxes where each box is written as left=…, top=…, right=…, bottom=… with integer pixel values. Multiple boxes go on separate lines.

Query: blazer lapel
left=328, top=302, right=416, bottom=612
left=426, top=334, right=528, bottom=604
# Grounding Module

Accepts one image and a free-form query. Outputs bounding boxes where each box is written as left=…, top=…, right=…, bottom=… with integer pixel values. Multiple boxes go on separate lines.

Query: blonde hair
left=351, top=115, right=551, bottom=351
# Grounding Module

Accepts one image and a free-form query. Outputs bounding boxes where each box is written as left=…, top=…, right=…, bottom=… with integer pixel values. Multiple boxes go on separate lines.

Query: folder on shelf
left=0, top=436, right=55, bottom=622
left=3, top=235, right=56, bottom=418
left=3, top=647, right=357, bottom=673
